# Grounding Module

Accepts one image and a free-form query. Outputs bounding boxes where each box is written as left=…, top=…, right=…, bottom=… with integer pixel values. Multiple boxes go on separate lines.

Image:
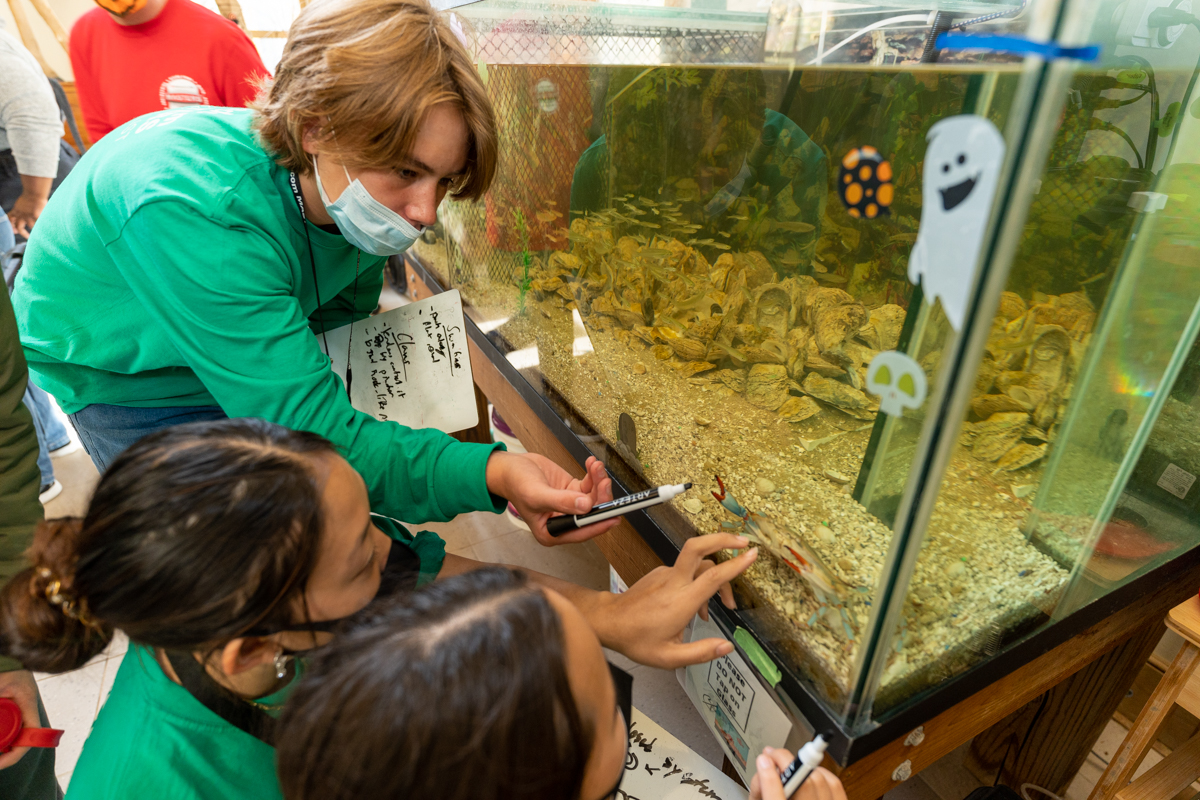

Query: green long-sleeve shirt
left=14, top=107, right=503, bottom=523
left=0, top=281, right=42, bottom=674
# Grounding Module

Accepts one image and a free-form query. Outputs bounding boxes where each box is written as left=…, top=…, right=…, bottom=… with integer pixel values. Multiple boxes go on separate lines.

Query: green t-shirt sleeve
left=109, top=200, right=505, bottom=524
left=374, top=515, right=446, bottom=586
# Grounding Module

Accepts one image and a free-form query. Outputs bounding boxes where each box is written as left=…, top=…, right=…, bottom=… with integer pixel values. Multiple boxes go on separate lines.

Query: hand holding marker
left=752, top=736, right=844, bottom=800
left=546, top=483, right=692, bottom=536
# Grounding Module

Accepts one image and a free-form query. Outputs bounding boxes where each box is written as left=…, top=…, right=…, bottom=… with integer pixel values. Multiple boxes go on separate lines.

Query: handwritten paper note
left=677, top=617, right=794, bottom=787
left=622, top=708, right=747, bottom=800
left=320, top=290, right=478, bottom=433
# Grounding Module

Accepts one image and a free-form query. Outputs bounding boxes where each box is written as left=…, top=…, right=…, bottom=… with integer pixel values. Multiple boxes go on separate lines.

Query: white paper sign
left=676, top=617, right=794, bottom=787
left=1158, top=462, right=1197, bottom=500
left=320, top=290, right=477, bottom=433
left=623, top=707, right=747, bottom=800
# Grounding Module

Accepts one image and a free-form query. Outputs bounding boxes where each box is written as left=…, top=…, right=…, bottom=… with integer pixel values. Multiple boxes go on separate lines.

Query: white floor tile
left=98, top=653, right=120, bottom=713
left=626, top=661, right=725, bottom=770
left=918, top=743, right=985, bottom=800
left=106, top=630, right=129, bottom=661
left=378, top=282, right=409, bottom=313
left=40, top=447, right=100, bottom=521
left=37, top=659, right=105, bottom=778
left=445, top=542, right=478, bottom=559
left=1133, top=745, right=1163, bottom=779
left=1065, top=752, right=1106, bottom=800
left=471, top=527, right=610, bottom=590
left=418, top=509, right=522, bottom=554
left=57, top=771, right=71, bottom=793
left=1091, top=718, right=1129, bottom=764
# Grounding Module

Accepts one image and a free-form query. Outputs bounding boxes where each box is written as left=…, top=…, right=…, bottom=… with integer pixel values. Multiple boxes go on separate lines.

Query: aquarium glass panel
left=862, top=0, right=1200, bottom=722
left=414, top=0, right=1064, bottom=723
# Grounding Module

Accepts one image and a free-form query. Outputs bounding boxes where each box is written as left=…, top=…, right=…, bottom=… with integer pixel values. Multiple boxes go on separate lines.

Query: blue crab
left=712, top=475, right=861, bottom=640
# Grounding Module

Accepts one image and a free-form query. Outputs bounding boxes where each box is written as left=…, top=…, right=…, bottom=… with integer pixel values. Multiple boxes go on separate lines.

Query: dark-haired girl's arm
left=439, top=534, right=759, bottom=670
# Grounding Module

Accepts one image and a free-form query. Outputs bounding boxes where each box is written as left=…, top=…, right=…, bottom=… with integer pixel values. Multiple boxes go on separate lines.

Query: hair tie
left=35, top=568, right=103, bottom=633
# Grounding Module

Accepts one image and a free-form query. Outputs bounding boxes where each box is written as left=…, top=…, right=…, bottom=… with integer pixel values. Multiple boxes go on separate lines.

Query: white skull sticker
left=866, top=351, right=928, bottom=417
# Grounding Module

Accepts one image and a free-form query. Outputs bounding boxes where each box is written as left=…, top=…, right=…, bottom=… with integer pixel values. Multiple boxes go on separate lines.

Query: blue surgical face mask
left=312, top=155, right=422, bottom=257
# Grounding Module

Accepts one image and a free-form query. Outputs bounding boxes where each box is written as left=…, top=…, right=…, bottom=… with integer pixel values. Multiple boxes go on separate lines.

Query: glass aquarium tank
left=409, top=0, right=1200, bottom=761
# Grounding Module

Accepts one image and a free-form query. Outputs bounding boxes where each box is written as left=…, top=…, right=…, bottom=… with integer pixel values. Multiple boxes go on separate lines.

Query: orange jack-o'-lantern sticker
left=838, top=147, right=893, bottom=219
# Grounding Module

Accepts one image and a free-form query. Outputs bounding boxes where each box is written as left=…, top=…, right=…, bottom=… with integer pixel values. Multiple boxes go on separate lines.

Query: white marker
left=547, top=483, right=692, bottom=537
left=779, top=735, right=828, bottom=797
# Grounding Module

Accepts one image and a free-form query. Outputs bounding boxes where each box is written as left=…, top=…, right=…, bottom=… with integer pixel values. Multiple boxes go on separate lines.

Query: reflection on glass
left=869, top=42, right=1200, bottom=717
left=410, top=0, right=1200, bottom=730
left=416, top=52, right=1033, bottom=715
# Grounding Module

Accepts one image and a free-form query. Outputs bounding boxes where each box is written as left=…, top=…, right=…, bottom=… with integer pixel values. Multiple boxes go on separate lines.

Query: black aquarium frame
left=405, top=252, right=1200, bottom=766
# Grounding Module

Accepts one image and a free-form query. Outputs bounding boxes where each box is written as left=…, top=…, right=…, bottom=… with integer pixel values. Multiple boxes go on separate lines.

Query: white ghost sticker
left=908, top=115, right=1006, bottom=332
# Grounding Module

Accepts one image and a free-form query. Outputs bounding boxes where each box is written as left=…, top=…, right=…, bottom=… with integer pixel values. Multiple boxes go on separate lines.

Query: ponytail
left=0, top=519, right=113, bottom=672
left=0, top=419, right=335, bottom=674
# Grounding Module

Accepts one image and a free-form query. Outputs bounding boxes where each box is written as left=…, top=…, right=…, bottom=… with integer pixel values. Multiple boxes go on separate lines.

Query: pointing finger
left=651, top=637, right=734, bottom=669
left=688, top=548, right=757, bottom=607
left=675, top=533, right=749, bottom=574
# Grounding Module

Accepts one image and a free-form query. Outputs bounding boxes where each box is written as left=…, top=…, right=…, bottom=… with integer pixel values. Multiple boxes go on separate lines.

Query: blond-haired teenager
left=14, top=0, right=612, bottom=546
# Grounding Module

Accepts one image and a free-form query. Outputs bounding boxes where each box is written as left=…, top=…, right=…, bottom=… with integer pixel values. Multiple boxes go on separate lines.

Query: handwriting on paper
left=365, top=328, right=412, bottom=415
left=620, top=709, right=746, bottom=800
left=320, top=290, right=478, bottom=434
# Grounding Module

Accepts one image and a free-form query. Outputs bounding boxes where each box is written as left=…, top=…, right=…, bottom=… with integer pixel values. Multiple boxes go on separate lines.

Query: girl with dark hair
left=0, top=418, right=757, bottom=800
left=277, top=567, right=848, bottom=800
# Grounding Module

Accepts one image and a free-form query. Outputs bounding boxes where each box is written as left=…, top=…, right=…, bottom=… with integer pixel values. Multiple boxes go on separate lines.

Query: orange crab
left=713, top=475, right=861, bottom=640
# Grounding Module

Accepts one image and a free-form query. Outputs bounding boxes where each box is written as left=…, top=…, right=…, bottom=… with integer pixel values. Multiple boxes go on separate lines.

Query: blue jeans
left=69, top=403, right=227, bottom=473
left=23, top=384, right=70, bottom=487
left=0, top=212, right=13, bottom=252
left=6, top=216, right=65, bottom=487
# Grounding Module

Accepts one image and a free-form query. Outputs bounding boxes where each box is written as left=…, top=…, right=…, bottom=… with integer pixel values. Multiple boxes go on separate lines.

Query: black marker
left=779, top=735, right=828, bottom=797
left=547, top=483, right=692, bottom=537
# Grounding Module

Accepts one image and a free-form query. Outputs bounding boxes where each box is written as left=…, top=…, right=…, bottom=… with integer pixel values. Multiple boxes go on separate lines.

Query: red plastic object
left=1092, top=518, right=1175, bottom=560
left=0, top=698, right=63, bottom=754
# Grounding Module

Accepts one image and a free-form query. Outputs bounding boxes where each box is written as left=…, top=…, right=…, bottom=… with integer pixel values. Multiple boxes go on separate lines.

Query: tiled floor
left=34, top=631, right=128, bottom=790
left=24, top=392, right=1156, bottom=800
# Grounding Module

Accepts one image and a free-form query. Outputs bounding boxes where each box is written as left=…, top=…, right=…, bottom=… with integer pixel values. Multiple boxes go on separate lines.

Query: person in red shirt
left=69, top=0, right=270, bottom=142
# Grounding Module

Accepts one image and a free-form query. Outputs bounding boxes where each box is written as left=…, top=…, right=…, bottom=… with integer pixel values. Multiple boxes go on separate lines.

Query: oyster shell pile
left=962, top=290, right=1093, bottom=471
left=527, top=213, right=896, bottom=426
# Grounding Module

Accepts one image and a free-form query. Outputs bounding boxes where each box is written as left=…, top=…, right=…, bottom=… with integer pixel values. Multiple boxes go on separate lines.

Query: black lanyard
left=160, top=538, right=423, bottom=747
left=165, top=649, right=277, bottom=746
left=288, top=170, right=357, bottom=399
